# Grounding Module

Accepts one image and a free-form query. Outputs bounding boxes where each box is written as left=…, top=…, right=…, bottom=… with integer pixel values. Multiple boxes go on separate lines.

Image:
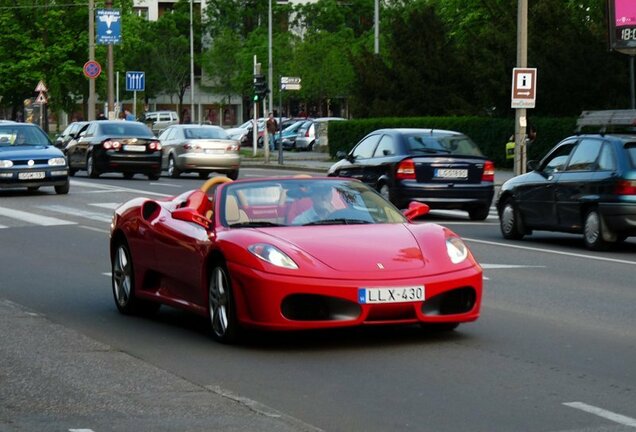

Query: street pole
left=278, top=84, right=283, bottom=165
left=88, top=0, right=96, bottom=120
left=268, top=0, right=273, bottom=114
left=190, top=0, right=195, bottom=123
left=514, top=0, right=528, bottom=176
left=106, top=0, right=114, bottom=118
left=253, top=57, right=259, bottom=157
left=630, top=56, right=635, bottom=109
left=374, top=0, right=379, bottom=54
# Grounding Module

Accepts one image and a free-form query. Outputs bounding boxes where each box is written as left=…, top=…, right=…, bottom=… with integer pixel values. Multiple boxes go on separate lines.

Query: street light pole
left=88, top=0, right=96, bottom=120
left=268, top=0, right=273, bottom=114
left=514, top=0, right=528, bottom=176
left=190, top=0, right=195, bottom=123
left=374, top=0, right=379, bottom=54
left=106, top=0, right=114, bottom=118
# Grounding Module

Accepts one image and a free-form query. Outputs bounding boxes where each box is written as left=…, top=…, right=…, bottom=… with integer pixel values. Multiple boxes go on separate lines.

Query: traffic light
left=253, top=74, right=268, bottom=101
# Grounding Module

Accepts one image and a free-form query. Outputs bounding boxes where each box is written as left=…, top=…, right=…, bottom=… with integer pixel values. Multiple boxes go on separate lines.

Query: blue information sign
left=126, top=71, right=145, bottom=92
left=96, top=9, right=121, bottom=45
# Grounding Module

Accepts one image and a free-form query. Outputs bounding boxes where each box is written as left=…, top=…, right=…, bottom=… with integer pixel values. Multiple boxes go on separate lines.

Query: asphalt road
left=1, top=168, right=635, bottom=432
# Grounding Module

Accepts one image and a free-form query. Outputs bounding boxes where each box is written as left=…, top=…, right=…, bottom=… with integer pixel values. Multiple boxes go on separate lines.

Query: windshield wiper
left=303, top=218, right=372, bottom=226
left=229, top=221, right=282, bottom=228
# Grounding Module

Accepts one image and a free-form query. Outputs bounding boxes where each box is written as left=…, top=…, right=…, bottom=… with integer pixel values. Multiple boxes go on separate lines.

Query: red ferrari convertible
left=110, top=176, right=483, bottom=343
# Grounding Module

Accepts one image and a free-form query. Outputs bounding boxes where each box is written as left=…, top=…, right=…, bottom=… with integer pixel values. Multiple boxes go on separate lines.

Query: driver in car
left=292, top=185, right=336, bottom=225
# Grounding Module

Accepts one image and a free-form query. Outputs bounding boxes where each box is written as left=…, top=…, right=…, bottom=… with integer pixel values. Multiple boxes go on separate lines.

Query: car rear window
left=625, top=143, right=636, bottom=168
left=100, top=123, right=154, bottom=137
left=184, top=127, right=229, bottom=140
left=406, top=133, right=484, bottom=157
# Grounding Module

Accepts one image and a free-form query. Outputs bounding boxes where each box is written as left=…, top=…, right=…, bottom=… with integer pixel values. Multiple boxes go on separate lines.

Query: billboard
left=609, top=0, right=636, bottom=54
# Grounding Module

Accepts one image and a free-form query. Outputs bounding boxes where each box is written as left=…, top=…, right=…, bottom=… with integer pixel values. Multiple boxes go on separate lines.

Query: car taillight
left=183, top=142, right=201, bottom=152
left=396, top=159, right=416, bottom=180
left=482, top=160, right=495, bottom=182
left=226, top=144, right=239, bottom=151
left=615, top=179, right=636, bottom=195
left=103, top=140, right=121, bottom=150
left=149, top=141, right=161, bottom=151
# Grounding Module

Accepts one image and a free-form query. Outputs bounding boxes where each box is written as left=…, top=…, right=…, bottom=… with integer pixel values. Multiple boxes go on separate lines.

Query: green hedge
left=327, top=116, right=578, bottom=169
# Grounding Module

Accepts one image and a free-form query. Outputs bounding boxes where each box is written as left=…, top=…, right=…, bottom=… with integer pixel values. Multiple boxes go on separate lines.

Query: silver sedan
left=159, top=125, right=240, bottom=179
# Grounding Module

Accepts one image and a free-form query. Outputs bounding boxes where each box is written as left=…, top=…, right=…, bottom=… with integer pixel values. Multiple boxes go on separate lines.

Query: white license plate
left=18, top=171, right=45, bottom=180
left=124, top=145, right=146, bottom=152
left=435, top=168, right=468, bottom=179
left=358, top=286, right=425, bottom=304
left=205, top=149, right=224, bottom=154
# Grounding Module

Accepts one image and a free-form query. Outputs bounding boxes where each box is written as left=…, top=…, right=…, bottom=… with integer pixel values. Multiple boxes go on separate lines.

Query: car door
left=335, top=134, right=381, bottom=183
left=554, top=138, right=604, bottom=229
left=517, top=140, right=577, bottom=228
left=158, top=127, right=175, bottom=168
left=67, top=123, right=93, bottom=168
left=366, top=134, right=400, bottom=187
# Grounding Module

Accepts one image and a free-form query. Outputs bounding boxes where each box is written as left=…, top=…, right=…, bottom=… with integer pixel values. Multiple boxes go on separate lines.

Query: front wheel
left=168, top=155, right=181, bottom=178
left=499, top=199, right=525, bottom=240
left=55, top=180, right=70, bottom=195
left=87, top=153, right=100, bottom=178
left=209, top=264, right=241, bottom=343
left=112, top=241, right=160, bottom=315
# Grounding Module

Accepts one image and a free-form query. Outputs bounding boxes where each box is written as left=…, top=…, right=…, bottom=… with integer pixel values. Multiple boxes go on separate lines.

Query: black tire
left=27, top=186, right=40, bottom=193
left=583, top=208, right=615, bottom=251
left=168, top=155, right=181, bottom=178
left=208, top=264, right=241, bottom=343
left=147, top=172, right=160, bottom=181
left=226, top=169, right=239, bottom=180
left=55, top=180, right=70, bottom=195
left=468, top=205, right=490, bottom=221
left=123, top=172, right=135, bottom=180
left=87, top=153, right=100, bottom=178
left=111, top=241, right=160, bottom=315
left=199, top=171, right=210, bottom=180
left=499, top=198, right=525, bottom=240
left=378, top=183, right=390, bottom=202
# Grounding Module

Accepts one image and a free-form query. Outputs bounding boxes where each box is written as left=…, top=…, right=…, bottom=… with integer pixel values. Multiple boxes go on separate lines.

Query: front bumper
left=0, top=167, right=68, bottom=189
left=227, top=262, right=483, bottom=331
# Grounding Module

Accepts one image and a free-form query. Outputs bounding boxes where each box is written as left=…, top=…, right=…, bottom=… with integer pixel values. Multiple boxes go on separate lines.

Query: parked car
left=0, top=122, right=69, bottom=194
left=54, top=121, right=88, bottom=150
left=109, top=176, right=483, bottom=343
left=275, top=120, right=306, bottom=150
left=226, top=119, right=266, bottom=148
left=65, top=120, right=162, bottom=180
left=295, top=117, right=346, bottom=151
left=328, top=128, right=495, bottom=219
left=497, top=110, right=636, bottom=250
left=158, top=124, right=240, bottom=179
left=138, top=111, right=179, bottom=135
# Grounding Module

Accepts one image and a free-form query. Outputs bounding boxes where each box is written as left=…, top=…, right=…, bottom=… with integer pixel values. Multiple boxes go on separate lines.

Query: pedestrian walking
left=266, top=112, right=277, bottom=151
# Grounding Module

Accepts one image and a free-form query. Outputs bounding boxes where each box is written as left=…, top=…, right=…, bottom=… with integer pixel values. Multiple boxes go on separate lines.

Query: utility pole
left=106, top=0, right=114, bottom=118
left=514, top=0, right=528, bottom=176
left=88, top=0, right=96, bottom=120
left=268, top=0, right=273, bottom=114
left=190, top=0, right=195, bottom=123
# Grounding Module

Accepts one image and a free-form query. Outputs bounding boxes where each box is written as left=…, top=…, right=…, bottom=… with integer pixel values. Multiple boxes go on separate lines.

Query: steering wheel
left=199, top=176, right=233, bottom=194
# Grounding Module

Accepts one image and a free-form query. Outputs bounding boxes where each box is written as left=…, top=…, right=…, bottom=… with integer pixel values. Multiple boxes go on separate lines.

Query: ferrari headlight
left=446, top=237, right=468, bottom=264
left=0, top=160, right=13, bottom=168
left=48, top=157, right=66, bottom=166
left=248, top=243, right=298, bottom=269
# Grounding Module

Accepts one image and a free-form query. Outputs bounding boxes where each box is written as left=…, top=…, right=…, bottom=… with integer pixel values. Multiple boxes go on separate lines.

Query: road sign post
left=278, top=77, right=302, bottom=164
left=126, top=71, right=145, bottom=118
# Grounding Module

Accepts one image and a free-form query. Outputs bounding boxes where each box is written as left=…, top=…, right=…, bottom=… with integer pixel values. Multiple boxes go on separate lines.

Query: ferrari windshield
left=221, top=179, right=406, bottom=227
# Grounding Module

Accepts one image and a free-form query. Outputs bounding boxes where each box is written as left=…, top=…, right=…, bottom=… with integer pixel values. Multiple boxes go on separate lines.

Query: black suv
left=497, top=110, right=636, bottom=250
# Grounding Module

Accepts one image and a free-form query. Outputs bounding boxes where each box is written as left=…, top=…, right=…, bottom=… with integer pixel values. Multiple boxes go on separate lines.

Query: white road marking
left=480, top=264, right=545, bottom=269
left=0, top=206, right=76, bottom=226
left=563, top=402, right=636, bottom=427
left=0, top=224, right=7, bottom=229
left=69, top=429, right=96, bottom=432
left=150, top=182, right=182, bottom=188
left=89, top=203, right=121, bottom=210
left=464, top=237, right=636, bottom=266
left=80, top=226, right=109, bottom=234
left=102, top=272, right=111, bottom=277
left=70, top=179, right=172, bottom=197
left=36, top=205, right=112, bottom=223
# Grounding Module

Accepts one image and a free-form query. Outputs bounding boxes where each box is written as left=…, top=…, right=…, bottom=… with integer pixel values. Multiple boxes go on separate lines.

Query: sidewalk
left=242, top=151, right=516, bottom=185
left=0, top=298, right=321, bottom=432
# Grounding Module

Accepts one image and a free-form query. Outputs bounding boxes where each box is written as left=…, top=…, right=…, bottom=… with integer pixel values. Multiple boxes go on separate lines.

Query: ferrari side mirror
left=402, top=202, right=430, bottom=221
left=172, top=208, right=210, bottom=228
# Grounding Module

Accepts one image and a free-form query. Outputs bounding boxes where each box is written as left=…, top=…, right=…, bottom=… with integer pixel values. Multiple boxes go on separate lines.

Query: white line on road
left=69, top=429, right=96, bottom=432
left=464, top=237, right=636, bottom=266
left=36, top=205, right=112, bottom=223
left=150, top=182, right=182, bottom=188
left=0, top=206, right=76, bottom=226
left=70, top=179, right=172, bottom=197
left=480, top=263, right=545, bottom=269
left=563, top=402, right=636, bottom=427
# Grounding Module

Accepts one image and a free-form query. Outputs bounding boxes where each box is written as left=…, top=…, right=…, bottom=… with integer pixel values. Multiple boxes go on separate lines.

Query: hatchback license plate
left=124, top=145, right=146, bottom=152
left=18, top=171, right=45, bottom=180
left=358, top=286, right=425, bottom=304
left=435, top=168, right=468, bottom=179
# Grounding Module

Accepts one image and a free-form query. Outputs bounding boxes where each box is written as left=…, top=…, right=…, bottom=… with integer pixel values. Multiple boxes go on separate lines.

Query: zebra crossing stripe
left=0, top=206, right=76, bottom=226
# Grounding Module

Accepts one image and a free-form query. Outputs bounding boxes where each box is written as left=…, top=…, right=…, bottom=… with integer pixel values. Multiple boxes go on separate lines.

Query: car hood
left=0, top=145, right=63, bottom=159
left=264, top=224, right=428, bottom=272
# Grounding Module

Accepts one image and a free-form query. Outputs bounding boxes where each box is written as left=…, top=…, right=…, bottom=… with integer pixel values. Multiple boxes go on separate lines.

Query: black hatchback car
left=497, top=110, right=636, bottom=250
left=328, top=128, right=495, bottom=220
left=65, top=120, right=162, bottom=179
